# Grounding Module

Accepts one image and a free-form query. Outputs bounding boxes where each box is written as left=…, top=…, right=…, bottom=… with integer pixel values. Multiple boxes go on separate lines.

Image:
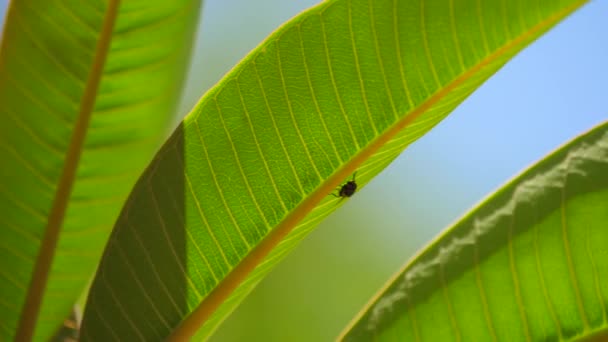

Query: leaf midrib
left=168, top=1, right=589, bottom=340
left=338, top=2, right=589, bottom=337
left=14, top=1, right=121, bottom=340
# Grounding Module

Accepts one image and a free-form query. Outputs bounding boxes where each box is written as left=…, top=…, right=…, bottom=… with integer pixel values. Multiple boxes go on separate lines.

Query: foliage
left=342, top=122, right=608, bottom=341
left=0, top=0, right=601, bottom=341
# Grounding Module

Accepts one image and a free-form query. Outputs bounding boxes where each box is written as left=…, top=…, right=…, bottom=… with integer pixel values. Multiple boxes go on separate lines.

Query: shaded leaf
left=80, top=0, right=588, bottom=340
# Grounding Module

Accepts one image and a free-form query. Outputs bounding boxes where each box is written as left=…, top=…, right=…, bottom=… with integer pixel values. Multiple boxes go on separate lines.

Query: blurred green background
left=1, top=1, right=607, bottom=341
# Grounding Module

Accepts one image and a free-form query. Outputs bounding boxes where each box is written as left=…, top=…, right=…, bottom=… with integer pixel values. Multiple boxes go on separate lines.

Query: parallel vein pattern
left=0, top=0, right=201, bottom=340
left=342, top=123, right=608, bottom=341
left=80, top=0, right=589, bottom=340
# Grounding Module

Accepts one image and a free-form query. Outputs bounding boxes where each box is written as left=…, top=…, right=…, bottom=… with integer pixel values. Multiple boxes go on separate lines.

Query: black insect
left=332, top=172, right=358, bottom=198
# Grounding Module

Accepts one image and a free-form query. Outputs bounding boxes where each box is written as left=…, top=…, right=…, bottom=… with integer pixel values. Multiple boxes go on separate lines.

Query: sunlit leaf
left=80, top=0, right=588, bottom=340
left=0, top=0, right=201, bottom=340
left=341, top=121, right=608, bottom=341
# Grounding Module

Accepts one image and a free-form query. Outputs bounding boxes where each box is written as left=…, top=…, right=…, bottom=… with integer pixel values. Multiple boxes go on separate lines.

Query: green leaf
left=341, top=121, right=608, bottom=341
left=80, top=0, right=588, bottom=340
left=0, top=0, right=201, bottom=340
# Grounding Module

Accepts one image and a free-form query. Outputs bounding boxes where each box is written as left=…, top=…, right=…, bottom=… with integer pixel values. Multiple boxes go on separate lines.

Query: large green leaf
left=0, top=0, right=201, bottom=340
left=341, top=120, right=608, bottom=341
left=80, top=0, right=588, bottom=340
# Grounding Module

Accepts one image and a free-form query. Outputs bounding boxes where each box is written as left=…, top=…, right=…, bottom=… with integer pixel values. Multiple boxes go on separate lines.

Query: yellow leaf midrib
left=14, top=1, right=121, bottom=340
left=338, top=2, right=590, bottom=338
left=168, top=0, right=589, bottom=341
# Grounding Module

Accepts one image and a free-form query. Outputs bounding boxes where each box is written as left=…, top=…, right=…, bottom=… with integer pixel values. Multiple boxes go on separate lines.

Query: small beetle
left=332, top=172, right=358, bottom=198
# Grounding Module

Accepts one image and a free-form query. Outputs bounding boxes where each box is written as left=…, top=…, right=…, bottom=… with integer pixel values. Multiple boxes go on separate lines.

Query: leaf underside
left=342, top=121, right=608, bottom=341
left=79, top=0, right=588, bottom=340
left=0, top=0, right=201, bottom=340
